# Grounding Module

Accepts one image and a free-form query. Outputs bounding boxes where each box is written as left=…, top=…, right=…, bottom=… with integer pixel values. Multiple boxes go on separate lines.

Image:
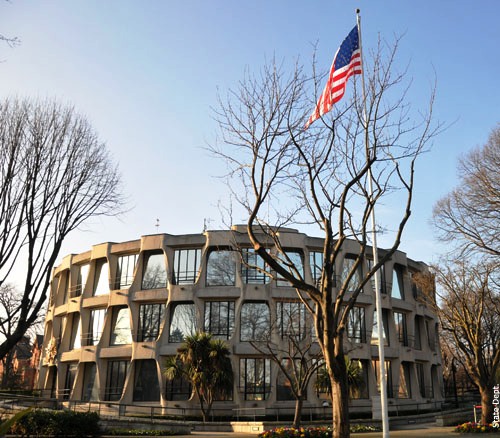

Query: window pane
left=414, top=316, right=422, bottom=350
left=372, top=359, right=393, bottom=398
left=371, top=309, right=389, bottom=346
left=398, top=362, right=411, bottom=398
left=349, top=360, right=369, bottom=399
left=241, top=249, right=269, bottom=284
left=310, top=251, right=323, bottom=286
left=240, top=302, right=270, bottom=341
left=240, top=358, right=270, bottom=401
left=206, top=249, right=236, bottom=286
left=138, top=303, right=165, bottom=342
left=277, top=301, right=306, bottom=340
left=93, top=260, right=109, bottom=296
left=142, top=252, right=167, bottom=290
left=392, top=266, right=404, bottom=299
left=75, top=264, right=89, bottom=297
left=69, top=313, right=81, bottom=350
left=277, top=251, right=303, bottom=286
left=394, top=312, right=408, bottom=346
left=347, top=307, right=366, bottom=343
left=169, top=303, right=196, bottom=343
left=341, top=256, right=362, bottom=293
left=110, top=306, right=132, bottom=345
left=277, top=358, right=300, bottom=401
left=105, top=360, right=129, bottom=401
left=82, top=363, right=99, bottom=402
left=173, top=249, right=201, bottom=285
left=115, top=254, right=138, bottom=289
left=63, top=363, right=78, bottom=400
left=88, top=308, right=106, bottom=346
left=133, top=359, right=160, bottom=401
left=204, top=301, right=235, bottom=339
left=165, top=357, right=192, bottom=401
left=367, top=260, right=387, bottom=294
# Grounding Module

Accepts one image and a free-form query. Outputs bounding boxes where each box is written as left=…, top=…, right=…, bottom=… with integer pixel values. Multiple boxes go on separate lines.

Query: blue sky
left=1, top=0, right=498, bottom=269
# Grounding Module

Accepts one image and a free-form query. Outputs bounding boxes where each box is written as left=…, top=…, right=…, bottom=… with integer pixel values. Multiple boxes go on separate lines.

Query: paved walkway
left=166, top=423, right=500, bottom=438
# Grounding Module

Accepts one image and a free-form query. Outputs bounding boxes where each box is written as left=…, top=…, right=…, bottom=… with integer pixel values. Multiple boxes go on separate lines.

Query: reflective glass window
left=173, top=248, right=201, bottom=285
left=347, top=306, right=366, bottom=343
left=206, top=249, right=236, bottom=286
left=105, top=360, right=129, bottom=401
left=138, top=303, right=165, bottom=342
left=169, top=303, right=196, bottom=343
left=110, top=306, right=132, bottom=345
left=241, top=248, right=269, bottom=284
left=115, top=254, right=138, bottom=289
left=276, top=301, right=307, bottom=340
left=277, top=251, right=304, bottom=287
left=240, top=302, right=270, bottom=341
left=204, top=301, right=235, bottom=340
left=142, top=252, right=167, bottom=290
left=239, top=358, right=271, bottom=401
left=93, top=259, right=109, bottom=296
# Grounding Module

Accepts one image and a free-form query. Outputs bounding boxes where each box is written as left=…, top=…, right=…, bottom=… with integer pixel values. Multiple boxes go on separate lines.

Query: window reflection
left=341, top=256, right=362, bottom=293
left=169, top=303, right=196, bottom=343
left=142, top=252, right=167, bottom=290
left=206, top=249, right=236, bottom=286
left=105, top=360, right=129, bottom=401
left=277, top=251, right=304, bottom=286
left=110, top=306, right=132, bottom=345
left=240, top=302, right=270, bottom=341
left=88, top=308, right=106, bottom=346
left=347, top=306, right=366, bottom=343
left=240, top=358, right=271, bottom=400
left=241, top=249, right=269, bottom=284
left=204, top=301, right=235, bottom=340
left=115, top=254, right=138, bottom=289
left=82, top=362, right=99, bottom=401
left=138, top=303, right=165, bottom=342
left=93, top=259, right=109, bottom=296
left=276, top=301, right=306, bottom=340
left=371, top=309, right=389, bottom=346
left=392, top=266, right=404, bottom=299
left=173, top=248, right=201, bottom=285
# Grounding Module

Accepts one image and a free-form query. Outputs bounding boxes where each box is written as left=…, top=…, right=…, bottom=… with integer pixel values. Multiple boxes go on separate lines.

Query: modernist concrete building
left=38, top=226, right=443, bottom=417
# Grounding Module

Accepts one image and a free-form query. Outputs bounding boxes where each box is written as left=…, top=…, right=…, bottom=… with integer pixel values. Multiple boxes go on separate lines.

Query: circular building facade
left=38, top=226, right=443, bottom=418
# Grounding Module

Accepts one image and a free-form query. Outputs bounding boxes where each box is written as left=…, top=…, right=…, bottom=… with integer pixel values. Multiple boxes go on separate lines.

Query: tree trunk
left=293, top=396, right=304, bottom=428
left=480, top=387, right=493, bottom=424
left=331, top=375, right=350, bottom=438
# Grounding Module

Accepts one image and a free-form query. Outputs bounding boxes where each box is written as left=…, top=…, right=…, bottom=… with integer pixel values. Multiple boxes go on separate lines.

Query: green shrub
left=9, top=409, right=101, bottom=436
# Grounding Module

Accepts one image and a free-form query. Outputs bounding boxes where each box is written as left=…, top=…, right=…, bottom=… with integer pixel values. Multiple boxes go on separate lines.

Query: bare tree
left=249, top=301, right=322, bottom=428
left=212, top=38, right=439, bottom=437
left=419, top=260, right=500, bottom=424
left=0, top=97, right=124, bottom=361
left=432, top=125, right=500, bottom=258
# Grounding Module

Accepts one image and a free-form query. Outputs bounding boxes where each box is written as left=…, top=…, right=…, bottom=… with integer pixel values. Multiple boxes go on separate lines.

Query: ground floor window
left=133, top=359, right=160, bottom=402
left=239, top=358, right=271, bottom=401
left=82, top=362, right=99, bottom=401
left=63, top=363, right=78, bottom=400
left=105, top=360, right=129, bottom=401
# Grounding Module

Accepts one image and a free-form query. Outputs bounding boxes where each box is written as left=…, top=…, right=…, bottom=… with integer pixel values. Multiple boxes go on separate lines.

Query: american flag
left=305, top=26, right=362, bottom=129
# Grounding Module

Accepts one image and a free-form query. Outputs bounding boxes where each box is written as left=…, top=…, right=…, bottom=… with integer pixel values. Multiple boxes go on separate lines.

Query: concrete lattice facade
left=38, top=226, right=443, bottom=417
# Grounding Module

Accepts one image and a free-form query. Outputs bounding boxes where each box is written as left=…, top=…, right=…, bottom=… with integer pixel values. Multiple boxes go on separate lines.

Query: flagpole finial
left=356, top=8, right=360, bottom=14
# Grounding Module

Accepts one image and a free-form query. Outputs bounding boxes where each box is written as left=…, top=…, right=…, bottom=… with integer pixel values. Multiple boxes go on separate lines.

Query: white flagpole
left=356, top=9, right=390, bottom=438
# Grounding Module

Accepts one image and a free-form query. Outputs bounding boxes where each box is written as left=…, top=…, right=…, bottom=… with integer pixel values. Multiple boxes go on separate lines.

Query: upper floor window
left=206, top=249, right=236, bottom=286
left=241, top=248, right=269, bottom=284
left=414, top=315, right=423, bottom=350
left=276, top=301, right=307, bottom=340
left=173, top=248, right=201, bottom=285
left=371, top=309, right=389, bottom=346
left=138, top=303, right=165, bottom=342
left=341, top=256, right=362, bottom=293
left=276, top=251, right=304, bottom=287
left=93, top=259, right=109, bottom=296
left=69, top=313, right=81, bottom=350
left=87, top=308, right=106, bottom=346
left=142, top=252, right=167, bottom=290
left=74, top=264, right=89, bottom=297
left=115, top=254, right=138, bottom=289
left=309, top=251, right=323, bottom=287
left=367, top=259, right=387, bottom=294
left=169, top=302, right=196, bottom=343
left=391, top=265, right=405, bottom=299
left=110, top=306, right=132, bottom=345
left=240, top=301, right=270, bottom=341
left=394, top=311, right=408, bottom=346
left=204, top=301, right=235, bottom=340
left=347, top=306, right=366, bottom=344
